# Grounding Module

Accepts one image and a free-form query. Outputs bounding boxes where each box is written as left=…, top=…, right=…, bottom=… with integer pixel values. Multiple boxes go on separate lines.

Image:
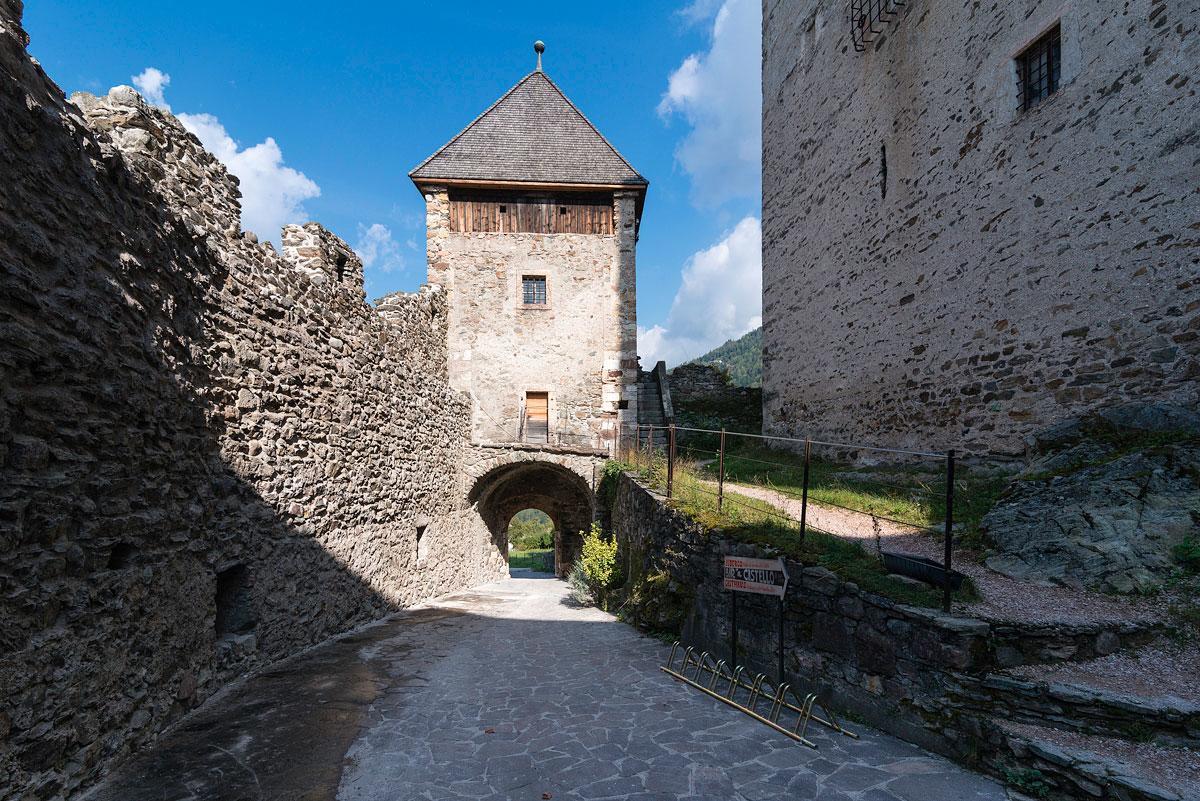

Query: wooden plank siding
left=448, top=190, right=614, bottom=235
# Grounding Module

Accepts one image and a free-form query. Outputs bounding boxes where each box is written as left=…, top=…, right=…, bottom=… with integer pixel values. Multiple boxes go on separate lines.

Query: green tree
left=687, top=327, right=762, bottom=387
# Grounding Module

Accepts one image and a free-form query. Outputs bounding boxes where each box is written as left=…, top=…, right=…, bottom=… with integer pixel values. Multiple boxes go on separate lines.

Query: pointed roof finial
left=534, top=40, right=545, bottom=72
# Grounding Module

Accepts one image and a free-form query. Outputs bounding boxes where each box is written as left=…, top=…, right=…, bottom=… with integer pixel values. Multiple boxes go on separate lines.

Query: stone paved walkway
left=89, top=573, right=1013, bottom=801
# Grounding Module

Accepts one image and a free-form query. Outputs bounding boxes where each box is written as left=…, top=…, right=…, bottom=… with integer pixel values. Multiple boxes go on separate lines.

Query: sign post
left=723, top=556, right=790, bottom=683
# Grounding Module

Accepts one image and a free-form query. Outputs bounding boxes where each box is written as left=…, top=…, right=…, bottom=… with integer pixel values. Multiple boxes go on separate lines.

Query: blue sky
left=24, top=0, right=761, bottom=366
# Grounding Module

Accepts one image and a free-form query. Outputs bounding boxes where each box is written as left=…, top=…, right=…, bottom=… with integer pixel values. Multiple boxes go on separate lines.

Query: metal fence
left=617, top=422, right=960, bottom=612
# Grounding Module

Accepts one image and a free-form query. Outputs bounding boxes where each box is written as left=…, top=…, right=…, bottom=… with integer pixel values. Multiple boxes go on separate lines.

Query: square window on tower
left=522, top=275, right=547, bottom=305
left=1017, top=24, right=1062, bottom=112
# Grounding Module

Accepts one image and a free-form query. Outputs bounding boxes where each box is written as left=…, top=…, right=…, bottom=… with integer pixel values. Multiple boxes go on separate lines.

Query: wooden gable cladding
left=448, top=189, right=614, bottom=235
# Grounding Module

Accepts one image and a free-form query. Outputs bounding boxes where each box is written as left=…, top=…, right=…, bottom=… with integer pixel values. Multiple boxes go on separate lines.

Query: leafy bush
left=579, top=522, right=619, bottom=592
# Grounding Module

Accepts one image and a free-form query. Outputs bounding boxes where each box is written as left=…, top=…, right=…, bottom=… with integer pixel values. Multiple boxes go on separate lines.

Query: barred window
left=522, top=276, right=547, bottom=305
left=1017, top=25, right=1062, bottom=112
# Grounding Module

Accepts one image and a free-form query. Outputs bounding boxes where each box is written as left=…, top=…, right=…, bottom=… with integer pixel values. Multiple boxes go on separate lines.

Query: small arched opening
left=468, top=461, right=595, bottom=578
left=506, top=509, right=555, bottom=573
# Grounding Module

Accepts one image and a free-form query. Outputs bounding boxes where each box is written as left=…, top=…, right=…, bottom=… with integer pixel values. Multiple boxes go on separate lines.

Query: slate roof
left=409, top=71, right=647, bottom=189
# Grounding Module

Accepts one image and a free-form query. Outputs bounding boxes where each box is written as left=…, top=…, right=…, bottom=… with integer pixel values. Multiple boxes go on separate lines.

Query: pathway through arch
left=88, top=577, right=1010, bottom=801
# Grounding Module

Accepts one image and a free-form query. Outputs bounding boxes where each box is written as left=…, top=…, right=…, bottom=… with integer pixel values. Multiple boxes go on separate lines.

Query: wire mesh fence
left=616, top=422, right=961, bottom=612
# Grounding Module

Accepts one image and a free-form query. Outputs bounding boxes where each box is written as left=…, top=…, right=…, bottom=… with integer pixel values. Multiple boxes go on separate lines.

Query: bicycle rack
left=661, top=642, right=858, bottom=749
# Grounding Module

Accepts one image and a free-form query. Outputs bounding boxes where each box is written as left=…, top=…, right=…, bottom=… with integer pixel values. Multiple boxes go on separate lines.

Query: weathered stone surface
left=423, top=183, right=640, bottom=447
left=0, top=7, right=505, bottom=798
left=982, top=405, right=1200, bottom=593
left=609, top=472, right=1185, bottom=800
left=762, top=0, right=1200, bottom=456
left=86, top=579, right=1011, bottom=801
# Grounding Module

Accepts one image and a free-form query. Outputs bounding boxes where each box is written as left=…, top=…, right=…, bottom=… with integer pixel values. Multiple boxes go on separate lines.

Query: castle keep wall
left=762, top=0, right=1199, bottom=456
left=425, top=187, right=640, bottom=447
left=0, top=5, right=503, bottom=797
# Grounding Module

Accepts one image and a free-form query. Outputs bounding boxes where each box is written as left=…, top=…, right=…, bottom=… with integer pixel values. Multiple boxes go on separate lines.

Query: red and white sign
left=723, top=556, right=789, bottom=597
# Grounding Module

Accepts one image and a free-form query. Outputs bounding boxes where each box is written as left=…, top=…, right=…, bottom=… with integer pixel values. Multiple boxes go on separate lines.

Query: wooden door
left=525, top=392, right=548, bottom=443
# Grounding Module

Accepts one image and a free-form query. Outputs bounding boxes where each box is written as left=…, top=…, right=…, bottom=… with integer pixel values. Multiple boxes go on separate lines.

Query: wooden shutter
left=525, top=392, right=548, bottom=443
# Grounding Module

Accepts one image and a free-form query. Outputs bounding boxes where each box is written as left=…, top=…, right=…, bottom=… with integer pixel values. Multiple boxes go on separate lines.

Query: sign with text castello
left=722, top=556, right=789, bottom=597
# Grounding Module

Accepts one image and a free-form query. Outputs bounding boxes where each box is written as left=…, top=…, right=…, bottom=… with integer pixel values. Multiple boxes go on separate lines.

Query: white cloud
left=659, top=0, right=761, bottom=207
left=638, top=216, right=761, bottom=368
left=177, top=112, right=319, bottom=244
left=130, top=66, right=320, bottom=244
left=678, top=0, right=723, bottom=25
left=132, top=67, right=171, bottom=110
left=354, top=223, right=406, bottom=274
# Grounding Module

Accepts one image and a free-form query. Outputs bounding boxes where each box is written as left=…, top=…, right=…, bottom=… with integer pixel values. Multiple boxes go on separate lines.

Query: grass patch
left=678, top=442, right=1007, bottom=550
left=616, top=455, right=978, bottom=609
left=508, top=548, right=552, bottom=571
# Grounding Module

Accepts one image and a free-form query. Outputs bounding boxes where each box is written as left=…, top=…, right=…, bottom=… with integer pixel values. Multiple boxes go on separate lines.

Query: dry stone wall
left=762, top=0, right=1200, bottom=457
left=0, top=6, right=502, bottom=798
left=608, top=473, right=1177, bottom=800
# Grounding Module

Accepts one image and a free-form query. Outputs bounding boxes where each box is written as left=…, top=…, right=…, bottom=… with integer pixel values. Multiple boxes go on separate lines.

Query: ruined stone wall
left=0, top=6, right=503, bottom=797
left=762, top=0, right=1200, bottom=457
left=609, top=472, right=1177, bottom=800
left=424, top=187, right=640, bottom=448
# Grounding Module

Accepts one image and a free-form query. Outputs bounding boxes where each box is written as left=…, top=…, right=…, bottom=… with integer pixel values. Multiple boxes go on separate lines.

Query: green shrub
left=567, top=562, right=595, bottom=606
left=1002, top=767, right=1051, bottom=799
left=1172, top=537, right=1200, bottom=573
left=579, top=522, right=619, bottom=592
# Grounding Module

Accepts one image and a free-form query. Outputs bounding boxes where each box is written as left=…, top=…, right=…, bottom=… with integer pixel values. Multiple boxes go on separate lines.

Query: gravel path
left=716, top=481, right=1160, bottom=626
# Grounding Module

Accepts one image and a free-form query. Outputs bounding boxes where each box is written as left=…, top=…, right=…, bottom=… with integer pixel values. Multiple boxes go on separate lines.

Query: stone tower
left=762, top=1, right=1199, bottom=456
left=410, top=44, right=647, bottom=450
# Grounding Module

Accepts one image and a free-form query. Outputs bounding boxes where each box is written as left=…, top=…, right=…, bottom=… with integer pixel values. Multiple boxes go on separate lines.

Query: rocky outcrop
left=981, top=405, right=1200, bottom=593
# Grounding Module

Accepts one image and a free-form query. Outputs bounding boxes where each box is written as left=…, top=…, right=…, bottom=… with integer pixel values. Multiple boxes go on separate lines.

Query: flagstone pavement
left=89, top=572, right=1014, bottom=801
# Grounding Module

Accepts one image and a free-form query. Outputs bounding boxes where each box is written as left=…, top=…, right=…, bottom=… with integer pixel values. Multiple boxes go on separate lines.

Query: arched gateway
left=466, top=443, right=608, bottom=576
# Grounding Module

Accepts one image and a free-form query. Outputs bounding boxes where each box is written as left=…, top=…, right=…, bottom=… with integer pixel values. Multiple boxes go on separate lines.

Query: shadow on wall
left=0, top=8, right=499, bottom=799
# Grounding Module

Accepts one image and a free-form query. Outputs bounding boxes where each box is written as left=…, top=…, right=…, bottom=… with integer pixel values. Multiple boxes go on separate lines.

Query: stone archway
left=468, top=460, right=596, bottom=577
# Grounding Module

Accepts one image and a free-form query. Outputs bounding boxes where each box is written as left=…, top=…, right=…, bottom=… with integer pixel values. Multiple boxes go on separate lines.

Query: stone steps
left=982, top=718, right=1198, bottom=801
left=954, top=673, right=1200, bottom=747
left=989, top=619, right=1159, bottom=668
left=637, top=372, right=669, bottom=446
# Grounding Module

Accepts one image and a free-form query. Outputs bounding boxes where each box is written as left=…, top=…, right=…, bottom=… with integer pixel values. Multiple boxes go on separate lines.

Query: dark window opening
left=499, top=205, right=507, bottom=213
left=416, top=524, right=427, bottom=560
left=1017, top=24, right=1062, bottom=111
left=215, top=564, right=257, bottom=637
left=107, top=542, right=136, bottom=570
left=334, top=253, right=347, bottom=283
left=559, top=206, right=568, bottom=214
left=880, top=143, right=888, bottom=200
left=522, top=276, right=547, bottom=305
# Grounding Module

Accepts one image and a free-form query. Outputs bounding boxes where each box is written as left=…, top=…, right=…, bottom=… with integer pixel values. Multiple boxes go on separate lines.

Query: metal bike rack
left=660, top=642, right=858, bottom=749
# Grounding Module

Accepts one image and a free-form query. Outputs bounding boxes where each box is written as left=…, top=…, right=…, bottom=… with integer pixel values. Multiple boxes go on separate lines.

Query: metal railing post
left=666, top=424, right=676, bottom=499
left=943, top=449, right=955, bottom=613
left=717, top=427, right=727, bottom=513
left=646, top=425, right=654, bottom=462
left=799, top=439, right=812, bottom=541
